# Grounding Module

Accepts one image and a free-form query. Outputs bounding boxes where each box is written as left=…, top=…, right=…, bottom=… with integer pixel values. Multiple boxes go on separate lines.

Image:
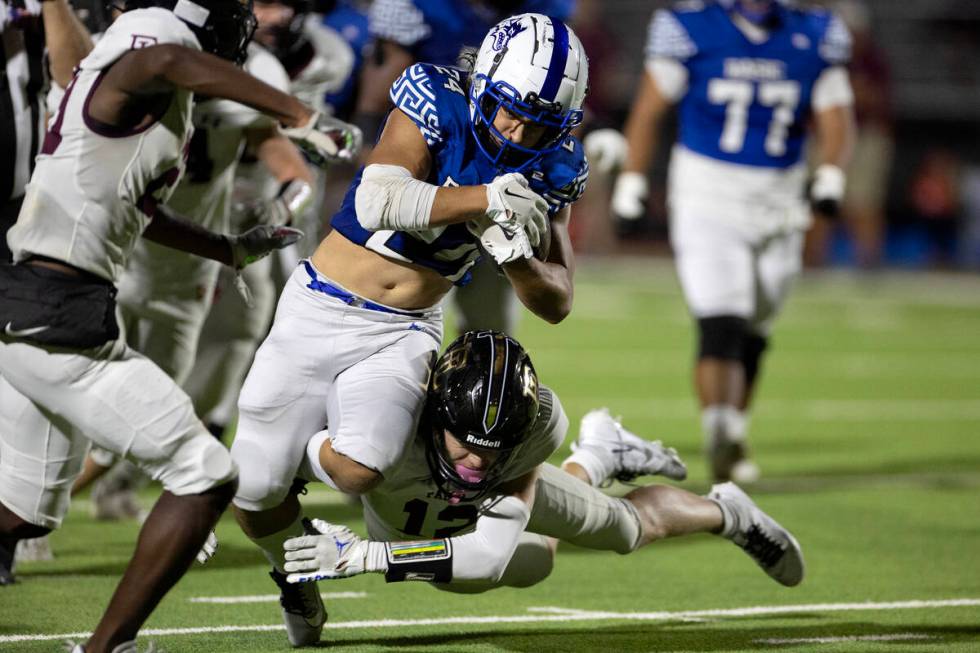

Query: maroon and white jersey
left=8, top=8, right=199, bottom=282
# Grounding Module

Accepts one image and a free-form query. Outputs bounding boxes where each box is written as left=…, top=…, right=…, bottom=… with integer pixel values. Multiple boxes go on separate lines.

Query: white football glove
left=485, top=173, right=549, bottom=248
left=234, top=179, right=314, bottom=229
left=196, top=531, right=218, bottom=565
left=280, top=111, right=363, bottom=166
left=809, top=163, right=846, bottom=219
left=283, top=519, right=369, bottom=583
left=583, top=128, right=628, bottom=175
left=611, top=171, right=649, bottom=222
left=467, top=215, right=534, bottom=265
left=227, top=224, right=304, bottom=270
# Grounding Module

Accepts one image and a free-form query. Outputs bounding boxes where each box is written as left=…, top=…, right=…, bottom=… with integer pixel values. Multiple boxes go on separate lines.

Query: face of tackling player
left=424, top=331, right=540, bottom=504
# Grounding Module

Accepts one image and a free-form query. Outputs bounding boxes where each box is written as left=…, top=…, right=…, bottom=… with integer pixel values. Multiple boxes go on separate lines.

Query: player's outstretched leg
left=707, top=482, right=804, bottom=586
left=564, top=408, right=687, bottom=486
left=81, top=483, right=236, bottom=653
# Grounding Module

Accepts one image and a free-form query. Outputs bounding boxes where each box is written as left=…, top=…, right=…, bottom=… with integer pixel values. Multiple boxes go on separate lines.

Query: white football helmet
left=470, top=13, right=588, bottom=172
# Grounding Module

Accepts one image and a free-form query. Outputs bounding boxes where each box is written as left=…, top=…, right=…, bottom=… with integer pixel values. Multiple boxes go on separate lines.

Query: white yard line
left=757, top=633, right=936, bottom=645
left=3, top=597, right=978, bottom=644
left=189, top=592, right=367, bottom=604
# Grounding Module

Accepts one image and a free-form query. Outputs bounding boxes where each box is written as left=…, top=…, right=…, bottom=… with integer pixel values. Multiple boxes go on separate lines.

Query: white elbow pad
left=354, top=163, right=438, bottom=231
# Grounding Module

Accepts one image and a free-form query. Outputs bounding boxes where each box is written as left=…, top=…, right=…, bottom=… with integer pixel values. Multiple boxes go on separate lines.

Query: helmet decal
left=490, top=18, right=527, bottom=52
left=539, top=17, right=568, bottom=103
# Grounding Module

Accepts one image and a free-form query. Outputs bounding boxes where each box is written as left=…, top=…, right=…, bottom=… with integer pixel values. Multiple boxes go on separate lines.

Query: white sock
left=562, top=447, right=610, bottom=487
left=701, top=405, right=748, bottom=444
left=252, top=515, right=306, bottom=573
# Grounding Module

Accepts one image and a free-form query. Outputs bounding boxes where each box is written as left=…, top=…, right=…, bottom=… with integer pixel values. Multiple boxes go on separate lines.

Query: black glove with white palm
left=808, top=164, right=846, bottom=220
left=284, top=519, right=385, bottom=583
left=227, top=224, right=303, bottom=307
left=280, top=111, right=363, bottom=166
left=470, top=173, right=550, bottom=265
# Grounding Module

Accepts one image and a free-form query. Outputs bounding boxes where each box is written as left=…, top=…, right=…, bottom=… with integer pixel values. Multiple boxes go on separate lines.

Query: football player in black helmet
left=424, top=331, right=540, bottom=504
left=110, top=0, right=258, bottom=64
left=282, top=331, right=803, bottom=603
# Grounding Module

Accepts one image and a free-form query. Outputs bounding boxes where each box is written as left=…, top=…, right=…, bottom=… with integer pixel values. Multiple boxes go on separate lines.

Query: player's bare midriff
left=311, top=230, right=453, bottom=310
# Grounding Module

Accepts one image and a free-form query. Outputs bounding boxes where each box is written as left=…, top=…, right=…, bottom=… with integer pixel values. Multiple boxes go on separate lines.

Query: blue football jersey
left=329, top=63, right=588, bottom=285
left=369, top=0, right=576, bottom=65
left=647, top=1, right=851, bottom=168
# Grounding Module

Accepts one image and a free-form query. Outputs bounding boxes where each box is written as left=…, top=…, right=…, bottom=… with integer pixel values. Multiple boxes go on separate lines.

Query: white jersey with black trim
left=7, top=8, right=198, bottom=283
left=358, top=386, right=566, bottom=543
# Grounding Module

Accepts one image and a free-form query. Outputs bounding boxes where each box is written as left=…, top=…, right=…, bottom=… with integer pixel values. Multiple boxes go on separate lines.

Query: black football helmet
left=114, top=0, right=257, bottom=65
left=424, top=331, right=540, bottom=503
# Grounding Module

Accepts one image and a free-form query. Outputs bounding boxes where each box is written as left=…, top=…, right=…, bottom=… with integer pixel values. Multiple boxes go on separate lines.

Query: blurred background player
left=184, top=0, right=356, bottom=440
left=0, top=0, right=93, bottom=578
left=0, top=0, right=352, bottom=647
left=610, top=0, right=856, bottom=483
left=73, top=37, right=327, bottom=521
left=287, top=331, right=804, bottom=596
left=228, top=13, right=588, bottom=647
left=358, top=0, right=578, bottom=336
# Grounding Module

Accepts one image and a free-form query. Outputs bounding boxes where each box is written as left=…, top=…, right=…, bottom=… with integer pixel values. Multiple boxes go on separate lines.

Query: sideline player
left=0, top=1, right=352, bottom=650
left=360, top=0, right=578, bottom=336
left=611, top=0, right=855, bottom=482
left=285, top=331, right=804, bottom=597
left=231, top=13, right=589, bottom=647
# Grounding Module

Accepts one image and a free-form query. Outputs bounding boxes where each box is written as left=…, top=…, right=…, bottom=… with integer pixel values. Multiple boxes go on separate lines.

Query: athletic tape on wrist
left=383, top=539, right=453, bottom=583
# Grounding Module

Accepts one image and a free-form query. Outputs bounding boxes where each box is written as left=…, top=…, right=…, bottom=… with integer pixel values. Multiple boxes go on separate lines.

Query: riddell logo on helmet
left=465, top=434, right=501, bottom=449
left=490, top=20, right=527, bottom=51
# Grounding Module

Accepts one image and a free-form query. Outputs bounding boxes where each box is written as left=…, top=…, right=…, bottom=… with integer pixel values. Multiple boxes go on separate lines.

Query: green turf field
left=4, top=258, right=980, bottom=652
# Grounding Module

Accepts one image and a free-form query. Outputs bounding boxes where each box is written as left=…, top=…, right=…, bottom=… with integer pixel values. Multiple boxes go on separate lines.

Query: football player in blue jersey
left=229, top=13, right=589, bottom=647
left=357, top=0, right=578, bottom=337
left=608, top=0, right=856, bottom=483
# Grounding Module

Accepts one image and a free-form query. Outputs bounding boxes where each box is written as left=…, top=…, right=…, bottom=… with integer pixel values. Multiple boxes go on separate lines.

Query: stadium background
left=3, top=1, right=980, bottom=651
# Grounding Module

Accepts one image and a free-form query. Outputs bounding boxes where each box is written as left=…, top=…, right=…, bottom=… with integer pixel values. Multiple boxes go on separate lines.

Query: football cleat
left=270, top=568, right=326, bottom=647
left=706, top=432, right=760, bottom=484
left=63, top=639, right=162, bottom=652
left=572, top=408, right=687, bottom=484
left=15, top=535, right=54, bottom=562
left=708, top=482, right=804, bottom=587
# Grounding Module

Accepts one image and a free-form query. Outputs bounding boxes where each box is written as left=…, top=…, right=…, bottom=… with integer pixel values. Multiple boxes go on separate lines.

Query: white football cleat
left=269, top=568, right=326, bottom=647
left=64, top=640, right=162, bottom=652
left=571, top=408, right=687, bottom=485
left=708, top=482, right=804, bottom=587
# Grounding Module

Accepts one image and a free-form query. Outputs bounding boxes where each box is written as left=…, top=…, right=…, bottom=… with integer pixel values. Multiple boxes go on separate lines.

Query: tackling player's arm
left=282, top=469, right=539, bottom=585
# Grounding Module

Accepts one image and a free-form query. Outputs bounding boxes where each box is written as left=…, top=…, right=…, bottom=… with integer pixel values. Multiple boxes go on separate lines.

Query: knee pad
left=697, top=316, right=749, bottom=361
left=159, top=434, right=238, bottom=497
left=742, top=333, right=769, bottom=387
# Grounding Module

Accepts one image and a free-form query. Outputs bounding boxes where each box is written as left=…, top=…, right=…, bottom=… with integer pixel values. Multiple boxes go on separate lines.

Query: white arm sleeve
left=811, top=66, right=854, bottom=112
left=354, top=163, right=439, bottom=231
left=445, top=495, right=531, bottom=583
left=644, top=57, right=688, bottom=103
